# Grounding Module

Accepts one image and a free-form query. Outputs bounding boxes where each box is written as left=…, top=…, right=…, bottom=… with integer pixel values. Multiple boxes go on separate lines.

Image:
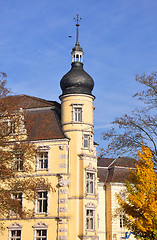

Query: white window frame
left=85, top=202, right=96, bottom=232
left=83, top=133, right=93, bottom=150
left=72, top=104, right=83, bottom=122
left=85, top=163, right=97, bottom=196
left=37, top=151, right=48, bottom=170
left=33, top=222, right=48, bottom=240
left=36, top=146, right=50, bottom=172
left=13, top=154, right=24, bottom=172
left=8, top=223, right=22, bottom=240
left=35, top=190, right=48, bottom=215
left=86, top=172, right=95, bottom=194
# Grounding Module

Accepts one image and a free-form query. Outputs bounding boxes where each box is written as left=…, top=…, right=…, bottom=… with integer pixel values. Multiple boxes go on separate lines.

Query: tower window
left=86, top=172, right=95, bottom=194
left=83, top=134, right=90, bottom=148
left=72, top=105, right=83, bottom=122
left=86, top=209, right=94, bottom=230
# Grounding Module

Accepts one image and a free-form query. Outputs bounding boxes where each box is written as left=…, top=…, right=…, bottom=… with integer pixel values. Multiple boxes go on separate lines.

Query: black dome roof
left=60, top=62, right=94, bottom=97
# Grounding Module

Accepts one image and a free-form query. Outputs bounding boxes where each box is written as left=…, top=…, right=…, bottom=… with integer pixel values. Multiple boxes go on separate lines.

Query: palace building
left=0, top=15, right=136, bottom=240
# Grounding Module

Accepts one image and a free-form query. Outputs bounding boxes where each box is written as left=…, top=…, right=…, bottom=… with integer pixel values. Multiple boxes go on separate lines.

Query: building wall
left=98, top=183, right=106, bottom=240
left=60, top=93, right=98, bottom=240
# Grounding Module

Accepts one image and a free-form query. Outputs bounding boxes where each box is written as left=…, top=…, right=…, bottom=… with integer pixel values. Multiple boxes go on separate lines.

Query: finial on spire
left=74, top=12, right=82, bottom=45
left=71, top=12, right=83, bottom=63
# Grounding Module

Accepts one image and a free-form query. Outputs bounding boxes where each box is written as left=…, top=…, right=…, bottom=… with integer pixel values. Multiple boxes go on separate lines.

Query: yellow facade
left=0, top=20, right=136, bottom=240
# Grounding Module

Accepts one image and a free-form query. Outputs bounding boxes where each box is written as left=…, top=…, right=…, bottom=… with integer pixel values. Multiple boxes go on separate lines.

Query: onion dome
left=60, top=14, right=94, bottom=98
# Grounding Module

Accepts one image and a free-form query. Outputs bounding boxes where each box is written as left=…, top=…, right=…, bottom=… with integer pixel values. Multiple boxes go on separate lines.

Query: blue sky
left=0, top=0, right=157, bottom=154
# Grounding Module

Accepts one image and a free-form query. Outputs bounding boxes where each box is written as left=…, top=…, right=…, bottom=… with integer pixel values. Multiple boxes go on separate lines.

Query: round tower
left=59, top=14, right=98, bottom=240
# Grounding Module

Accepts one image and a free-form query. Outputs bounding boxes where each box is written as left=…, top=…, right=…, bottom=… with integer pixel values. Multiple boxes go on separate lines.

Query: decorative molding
left=58, top=228, right=67, bottom=232
left=59, top=198, right=68, bottom=204
left=57, top=237, right=67, bottom=240
left=7, top=222, right=22, bottom=229
left=86, top=163, right=97, bottom=172
left=68, top=197, right=98, bottom=200
left=59, top=189, right=68, bottom=194
left=60, top=93, right=95, bottom=101
left=59, top=164, right=67, bottom=168
left=86, top=202, right=96, bottom=209
left=37, top=145, right=50, bottom=151
left=32, top=222, right=48, bottom=229
left=59, top=154, right=66, bottom=159
left=58, top=178, right=70, bottom=187
left=59, top=145, right=64, bottom=150
left=58, top=207, right=68, bottom=212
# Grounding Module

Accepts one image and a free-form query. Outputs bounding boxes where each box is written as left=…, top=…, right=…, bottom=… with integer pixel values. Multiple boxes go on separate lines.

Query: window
left=14, top=154, right=24, bottom=171
left=2, top=119, right=16, bottom=135
left=120, top=214, right=125, bottom=228
left=83, top=134, right=90, bottom=148
left=12, top=192, right=22, bottom=208
left=86, top=209, right=94, bottom=230
left=37, top=191, right=48, bottom=214
left=37, top=152, right=48, bottom=170
left=86, top=172, right=94, bottom=194
left=33, top=222, right=48, bottom=240
left=36, top=230, right=47, bottom=240
left=10, top=230, right=21, bottom=240
left=74, top=107, right=82, bottom=122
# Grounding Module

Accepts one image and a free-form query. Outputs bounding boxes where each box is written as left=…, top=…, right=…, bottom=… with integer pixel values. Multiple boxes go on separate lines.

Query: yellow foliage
left=117, top=145, right=157, bottom=239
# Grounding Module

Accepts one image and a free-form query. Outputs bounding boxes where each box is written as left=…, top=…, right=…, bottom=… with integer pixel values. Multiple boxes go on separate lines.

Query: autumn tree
left=0, top=73, right=52, bottom=219
left=101, top=72, right=157, bottom=163
left=117, top=145, right=157, bottom=239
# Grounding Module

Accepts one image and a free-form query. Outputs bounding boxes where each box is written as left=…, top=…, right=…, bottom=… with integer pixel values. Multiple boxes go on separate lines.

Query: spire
left=71, top=13, right=84, bottom=63
left=74, top=13, right=81, bottom=45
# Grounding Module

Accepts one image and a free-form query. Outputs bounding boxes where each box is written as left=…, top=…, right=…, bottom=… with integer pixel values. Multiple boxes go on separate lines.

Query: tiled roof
left=1, top=95, right=66, bottom=141
left=98, top=157, right=137, bottom=183
left=25, top=109, right=65, bottom=141
left=0, top=94, right=60, bottom=110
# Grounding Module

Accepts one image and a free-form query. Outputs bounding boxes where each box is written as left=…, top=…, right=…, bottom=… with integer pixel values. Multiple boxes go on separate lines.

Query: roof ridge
left=22, top=95, right=56, bottom=106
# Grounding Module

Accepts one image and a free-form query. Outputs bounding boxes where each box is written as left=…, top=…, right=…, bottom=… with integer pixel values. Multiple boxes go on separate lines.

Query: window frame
left=33, top=222, right=48, bottom=240
left=35, top=190, right=48, bottom=215
left=85, top=163, right=97, bottom=196
left=85, top=203, right=96, bottom=232
left=86, top=172, right=95, bottom=195
left=13, top=154, right=24, bottom=172
left=83, top=133, right=93, bottom=150
left=8, top=223, right=22, bottom=240
left=35, top=229, right=47, bottom=240
left=37, top=151, right=49, bottom=171
left=72, top=104, right=83, bottom=122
